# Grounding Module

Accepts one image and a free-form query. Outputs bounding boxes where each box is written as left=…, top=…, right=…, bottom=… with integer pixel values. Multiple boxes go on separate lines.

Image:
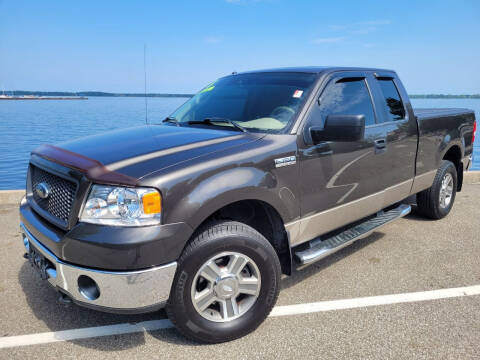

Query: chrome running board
left=294, top=204, right=411, bottom=265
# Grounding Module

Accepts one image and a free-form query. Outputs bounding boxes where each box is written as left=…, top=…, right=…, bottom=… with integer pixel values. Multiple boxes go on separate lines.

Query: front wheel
left=166, top=221, right=281, bottom=343
left=416, top=160, right=457, bottom=219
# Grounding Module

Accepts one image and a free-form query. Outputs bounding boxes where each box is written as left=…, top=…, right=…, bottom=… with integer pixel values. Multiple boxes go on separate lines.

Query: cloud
left=359, top=20, right=391, bottom=26
left=204, top=36, right=224, bottom=44
left=311, top=37, right=345, bottom=44
left=328, top=19, right=391, bottom=34
left=311, top=20, right=390, bottom=45
left=224, top=0, right=261, bottom=4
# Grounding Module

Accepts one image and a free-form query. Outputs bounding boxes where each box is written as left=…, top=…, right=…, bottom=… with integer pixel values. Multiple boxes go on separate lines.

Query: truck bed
left=413, top=107, right=476, bottom=176
left=413, top=108, right=474, bottom=120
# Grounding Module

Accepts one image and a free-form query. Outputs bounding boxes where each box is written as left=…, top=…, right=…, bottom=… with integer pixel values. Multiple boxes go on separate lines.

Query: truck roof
left=240, top=66, right=396, bottom=75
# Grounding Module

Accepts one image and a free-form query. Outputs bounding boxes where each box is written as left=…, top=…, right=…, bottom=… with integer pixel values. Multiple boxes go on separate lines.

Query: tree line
left=4, top=91, right=194, bottom=98
left=3, top=91, right=480, bottom=99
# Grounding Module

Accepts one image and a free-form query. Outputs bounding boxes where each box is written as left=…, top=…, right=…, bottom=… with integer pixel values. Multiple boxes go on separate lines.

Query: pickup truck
left=20, top=67, right=476, bottom=343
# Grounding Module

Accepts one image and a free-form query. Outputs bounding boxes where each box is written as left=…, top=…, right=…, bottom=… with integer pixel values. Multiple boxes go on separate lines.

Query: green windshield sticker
left=199, top=83, right=215, bottom=93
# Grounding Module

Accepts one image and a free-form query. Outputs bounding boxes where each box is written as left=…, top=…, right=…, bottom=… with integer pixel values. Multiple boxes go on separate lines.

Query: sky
left=1, top=0, right=479, bottom=94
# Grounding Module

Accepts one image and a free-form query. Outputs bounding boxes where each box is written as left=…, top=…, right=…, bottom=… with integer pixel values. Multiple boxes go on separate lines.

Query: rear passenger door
left=366, top=72, right=417, bottom=206
left=294, top=72, right=388, bottom=245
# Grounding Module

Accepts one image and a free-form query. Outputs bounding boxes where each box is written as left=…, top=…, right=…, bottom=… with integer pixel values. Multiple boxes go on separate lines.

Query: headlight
left=80, top=185, right=161, bottom=226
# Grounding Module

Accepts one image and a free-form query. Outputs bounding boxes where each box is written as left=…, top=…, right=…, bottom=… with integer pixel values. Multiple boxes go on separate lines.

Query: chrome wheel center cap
left=214, top=276, right=238, bottom=299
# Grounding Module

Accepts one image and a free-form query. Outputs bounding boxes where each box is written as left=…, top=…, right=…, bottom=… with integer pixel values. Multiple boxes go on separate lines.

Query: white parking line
left=1, top=285, right=479, bottom=349
left=270, top=284, right=480, bottom=317
left=0, top=320, right=174, bottom=349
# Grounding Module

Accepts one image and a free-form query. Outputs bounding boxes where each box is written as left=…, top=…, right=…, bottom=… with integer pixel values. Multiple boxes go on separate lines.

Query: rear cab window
left=376, top=78, right=406, bottom=122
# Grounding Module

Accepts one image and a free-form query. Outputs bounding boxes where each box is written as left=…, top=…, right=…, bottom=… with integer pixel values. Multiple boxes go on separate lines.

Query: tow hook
left=58, top=293, right=72, bottom=306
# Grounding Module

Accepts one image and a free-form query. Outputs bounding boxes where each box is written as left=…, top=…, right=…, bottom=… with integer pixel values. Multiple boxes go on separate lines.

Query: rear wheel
left=166, top=221, right=281, bottom=343
left=416, top=160, right=457, bottom=219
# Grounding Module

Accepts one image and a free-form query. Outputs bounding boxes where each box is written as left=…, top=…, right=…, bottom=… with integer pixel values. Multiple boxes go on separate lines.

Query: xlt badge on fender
left=275, top=156, right=296, bottom=168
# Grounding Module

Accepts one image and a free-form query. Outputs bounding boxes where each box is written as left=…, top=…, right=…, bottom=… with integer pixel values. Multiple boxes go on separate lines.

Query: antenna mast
left=144, top=44, right=148, bottom=124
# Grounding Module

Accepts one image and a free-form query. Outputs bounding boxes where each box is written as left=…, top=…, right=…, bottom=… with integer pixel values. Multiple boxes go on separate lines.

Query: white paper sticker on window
left=293, top=90, right=303, bottom=98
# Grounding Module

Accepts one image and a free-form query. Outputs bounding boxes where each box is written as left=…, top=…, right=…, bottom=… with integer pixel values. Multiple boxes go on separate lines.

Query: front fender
left=166, top=167, right=296, bottom=230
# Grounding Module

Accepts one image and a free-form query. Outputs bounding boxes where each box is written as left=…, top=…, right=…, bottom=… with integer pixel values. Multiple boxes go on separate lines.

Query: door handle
left=374, top=138, right=387, bottom=154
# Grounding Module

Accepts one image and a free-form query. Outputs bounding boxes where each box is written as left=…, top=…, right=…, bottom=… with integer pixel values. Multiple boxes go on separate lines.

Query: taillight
left=473, top=120, right=477, bottom=144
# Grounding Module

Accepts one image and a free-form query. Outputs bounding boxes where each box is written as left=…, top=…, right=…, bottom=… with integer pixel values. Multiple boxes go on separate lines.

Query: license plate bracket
left=28, top=245, right=50, bottom=280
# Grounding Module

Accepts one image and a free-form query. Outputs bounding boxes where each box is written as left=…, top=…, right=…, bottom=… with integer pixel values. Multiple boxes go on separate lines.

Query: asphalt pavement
left=0, top=185, right=479, bottom=359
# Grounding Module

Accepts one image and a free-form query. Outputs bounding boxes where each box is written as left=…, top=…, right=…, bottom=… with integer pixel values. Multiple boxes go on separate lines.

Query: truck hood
left=33, top=125, right=261, bottom=184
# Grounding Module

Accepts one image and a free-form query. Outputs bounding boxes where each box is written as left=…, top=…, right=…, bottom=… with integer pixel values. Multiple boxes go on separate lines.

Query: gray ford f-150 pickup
left=20, top=67, right=476, bottom=343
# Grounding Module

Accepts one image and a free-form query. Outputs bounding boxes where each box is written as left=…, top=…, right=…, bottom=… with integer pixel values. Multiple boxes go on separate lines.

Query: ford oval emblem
left=35, top=182, right=51, bottom=199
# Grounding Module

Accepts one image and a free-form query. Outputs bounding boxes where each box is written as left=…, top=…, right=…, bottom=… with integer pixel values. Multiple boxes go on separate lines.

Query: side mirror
left=309, top=114, right=365, bottom=144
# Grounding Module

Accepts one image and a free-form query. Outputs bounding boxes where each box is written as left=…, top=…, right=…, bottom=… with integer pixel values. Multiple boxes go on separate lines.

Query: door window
left=308, top=78, right=376, bottom=128
left=377, top=79, right=406, bottom=121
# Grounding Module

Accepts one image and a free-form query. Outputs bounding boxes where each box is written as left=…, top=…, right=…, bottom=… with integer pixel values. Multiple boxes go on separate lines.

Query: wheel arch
left=183, top=198, right=292, bottom=275
left=442, top=144, right=463, bottom=191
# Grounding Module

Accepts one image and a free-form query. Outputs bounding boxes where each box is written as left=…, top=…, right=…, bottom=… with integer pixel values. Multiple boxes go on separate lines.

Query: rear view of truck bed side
left=413, top=108, right=476, bottom=193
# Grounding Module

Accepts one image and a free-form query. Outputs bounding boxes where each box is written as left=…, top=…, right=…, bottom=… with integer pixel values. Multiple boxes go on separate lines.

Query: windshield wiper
left=188, top=118, right=248, bottom=132
left=162, top=116, right=180, bottom=126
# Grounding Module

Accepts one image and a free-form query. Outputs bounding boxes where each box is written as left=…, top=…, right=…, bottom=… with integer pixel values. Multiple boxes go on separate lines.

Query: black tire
left=416, top=160, right=457, bottom=219
left=166, top=220, right=281, bottom=343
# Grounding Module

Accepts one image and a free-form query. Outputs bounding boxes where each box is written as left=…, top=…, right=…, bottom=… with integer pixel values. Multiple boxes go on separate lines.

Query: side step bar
left=295, top=203, right=411, bottom=266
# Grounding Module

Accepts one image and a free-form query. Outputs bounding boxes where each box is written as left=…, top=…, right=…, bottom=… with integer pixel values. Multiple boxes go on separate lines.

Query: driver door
left=293, top=72, right=388, bottom=245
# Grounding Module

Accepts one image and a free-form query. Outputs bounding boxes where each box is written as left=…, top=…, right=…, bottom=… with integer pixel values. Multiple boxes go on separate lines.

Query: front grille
left=31, top=165, right=77, bottom=225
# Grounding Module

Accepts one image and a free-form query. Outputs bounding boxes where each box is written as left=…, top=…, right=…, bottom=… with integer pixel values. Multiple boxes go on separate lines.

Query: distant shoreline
left=0, top=96, right=88, bottom=100
left=409, top=94, right=480, bottom=99
left=2, top=91, right=480, bottom=99
left=2, top=91, right=195, bottom=98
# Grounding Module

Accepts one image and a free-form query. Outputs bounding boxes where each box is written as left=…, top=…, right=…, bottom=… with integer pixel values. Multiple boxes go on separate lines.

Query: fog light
left=78, top=275, right=100, bottom=300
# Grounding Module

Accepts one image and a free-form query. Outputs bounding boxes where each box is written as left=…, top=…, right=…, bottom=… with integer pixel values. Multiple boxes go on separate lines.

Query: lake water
left=0, top=97, right=479, bottom=190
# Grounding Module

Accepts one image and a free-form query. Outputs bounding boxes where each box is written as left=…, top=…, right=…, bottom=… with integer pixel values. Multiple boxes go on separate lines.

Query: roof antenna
left=144, top=44, right=148, bottom=125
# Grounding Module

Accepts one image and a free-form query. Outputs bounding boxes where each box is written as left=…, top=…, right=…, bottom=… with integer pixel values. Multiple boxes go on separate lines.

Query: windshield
left=167, top=72, right=317, bottom=133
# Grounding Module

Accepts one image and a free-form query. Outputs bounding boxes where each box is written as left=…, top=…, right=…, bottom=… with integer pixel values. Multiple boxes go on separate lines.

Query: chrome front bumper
left=21, top=223, right=177, bottom=313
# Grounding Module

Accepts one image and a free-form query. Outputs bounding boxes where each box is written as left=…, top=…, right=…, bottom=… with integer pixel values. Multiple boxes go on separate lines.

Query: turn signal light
left=142, top=191, right=162, bottom=214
